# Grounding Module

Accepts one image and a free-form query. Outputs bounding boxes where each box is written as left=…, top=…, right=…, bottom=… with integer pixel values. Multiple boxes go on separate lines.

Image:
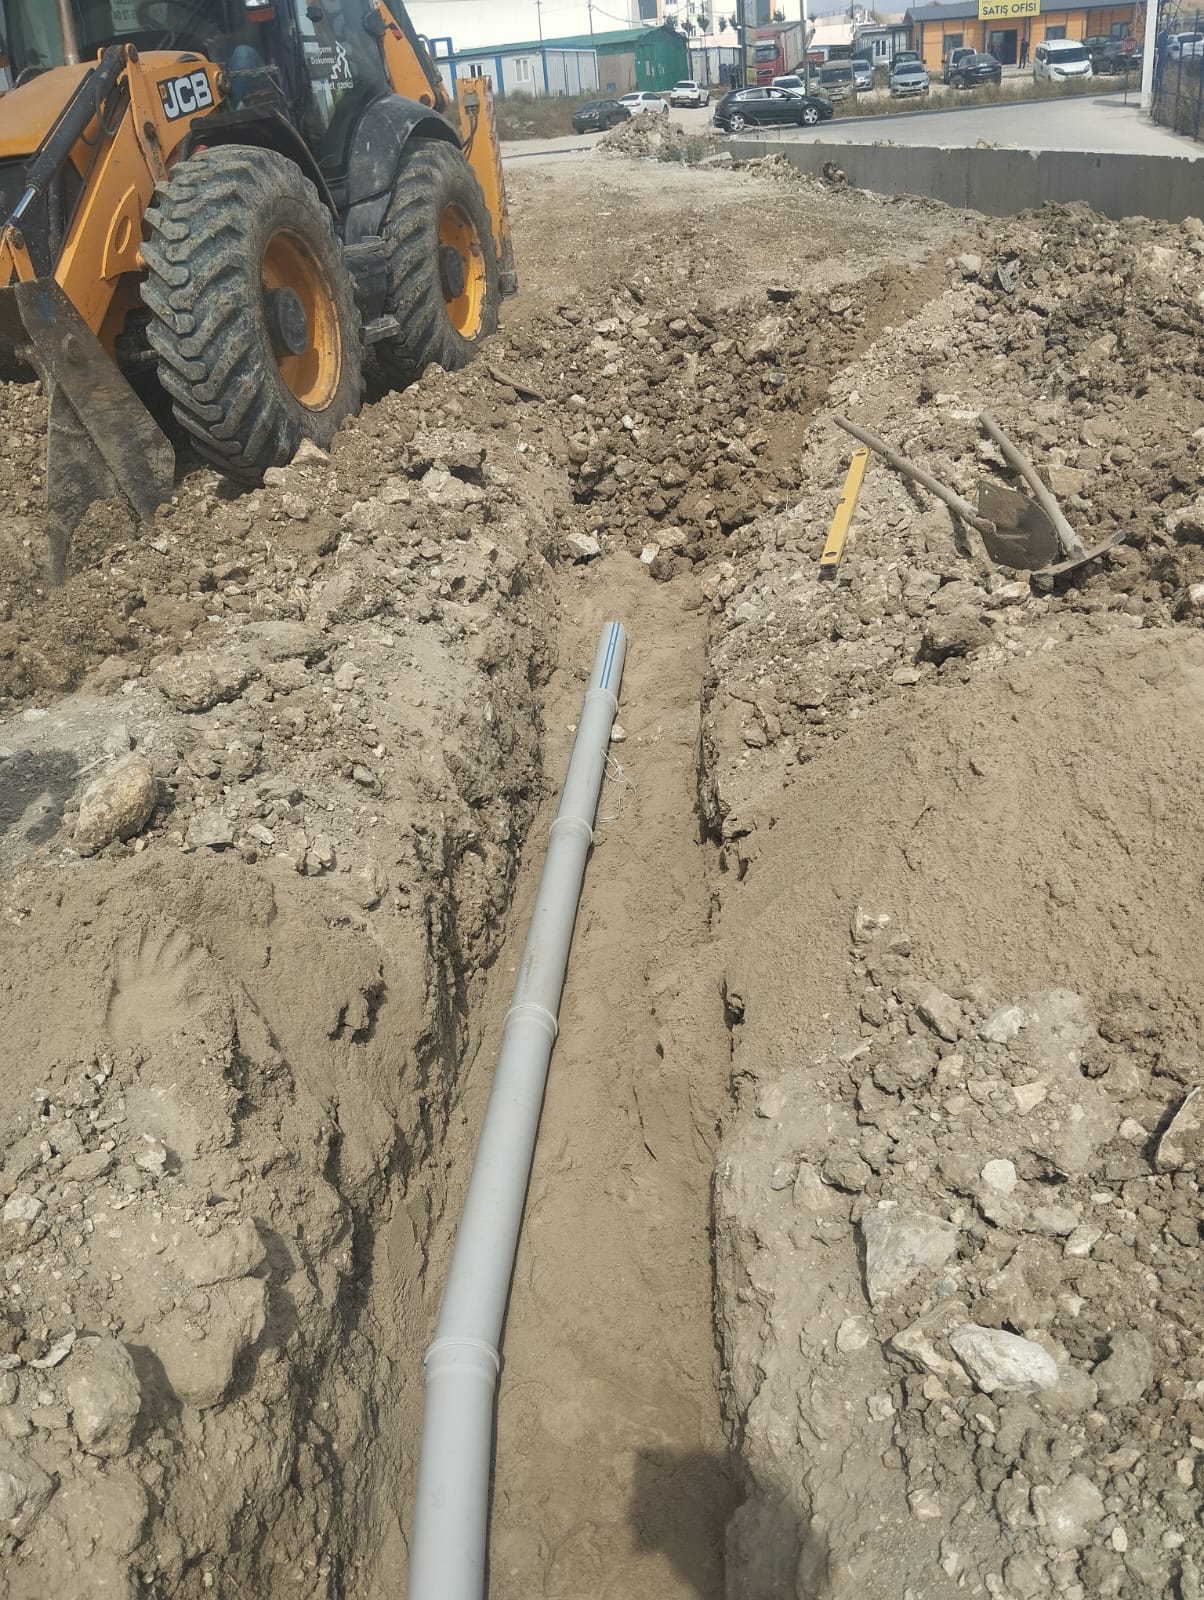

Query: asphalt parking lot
left=502, top=90, right=1200, bottom=163
left=765, top=92, right=1202, bottom=158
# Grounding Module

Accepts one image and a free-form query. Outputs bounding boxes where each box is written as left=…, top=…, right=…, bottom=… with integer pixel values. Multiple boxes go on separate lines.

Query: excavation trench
left=16, top=148, right=1201, bottom=1600
left=404, top=554, right=734, bottom=1600
left=0, top=152, right=966, bottom=1599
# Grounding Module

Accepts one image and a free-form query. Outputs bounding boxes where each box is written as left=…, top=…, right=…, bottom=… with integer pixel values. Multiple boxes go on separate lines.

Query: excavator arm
left=0, top=46, right=224, bottom=578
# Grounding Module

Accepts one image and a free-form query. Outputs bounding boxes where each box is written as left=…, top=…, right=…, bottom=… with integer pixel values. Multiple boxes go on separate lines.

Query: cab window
left=291, top=0, right=386, bottom=177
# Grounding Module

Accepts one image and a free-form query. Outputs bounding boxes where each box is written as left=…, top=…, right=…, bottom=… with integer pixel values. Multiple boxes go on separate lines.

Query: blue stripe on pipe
left=600, top=628, right=615, bottom=689
left=600, top=622, right=620, bottom=690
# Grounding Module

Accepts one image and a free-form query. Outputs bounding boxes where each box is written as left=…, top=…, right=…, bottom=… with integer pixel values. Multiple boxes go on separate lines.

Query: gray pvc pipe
left=406, top=620, right=629, bottom=1600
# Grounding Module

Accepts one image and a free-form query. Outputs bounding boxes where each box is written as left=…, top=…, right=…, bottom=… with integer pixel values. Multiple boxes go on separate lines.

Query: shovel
left=831, top=413, right=1124, bottom=577
left=977, top=411, right=1126, bottom=577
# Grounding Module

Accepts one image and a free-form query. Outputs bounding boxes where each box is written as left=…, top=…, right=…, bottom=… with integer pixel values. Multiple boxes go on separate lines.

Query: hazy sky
left=405, top=0, right=826, bottom=54
left=407, top=0, right=642, bottom=52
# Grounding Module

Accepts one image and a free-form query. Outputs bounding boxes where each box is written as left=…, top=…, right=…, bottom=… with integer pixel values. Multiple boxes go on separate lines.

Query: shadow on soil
left=627, top=1445, right=740, bottom=1597
left=0, top=747, right=77, bottom=852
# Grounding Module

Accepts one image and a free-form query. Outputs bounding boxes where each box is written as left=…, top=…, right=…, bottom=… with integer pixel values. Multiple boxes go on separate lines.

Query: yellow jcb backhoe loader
left=0, top=0, right=514, bottom=579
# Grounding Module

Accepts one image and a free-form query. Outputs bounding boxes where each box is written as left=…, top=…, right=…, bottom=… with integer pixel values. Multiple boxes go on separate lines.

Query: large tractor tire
left=141, top=146, right=362, bottom=483
left=374, top=139, right=499, bottom=390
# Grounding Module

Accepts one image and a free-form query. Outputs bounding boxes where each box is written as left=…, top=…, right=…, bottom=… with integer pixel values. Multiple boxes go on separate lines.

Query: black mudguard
left=342, top=95, right=462, bottom=245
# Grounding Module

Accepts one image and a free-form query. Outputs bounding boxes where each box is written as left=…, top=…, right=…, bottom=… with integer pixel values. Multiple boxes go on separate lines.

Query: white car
left=1033, top=39, right=1093, bottom=80
left=618, top=91, right=667, bottom=117
left=1166, top=31, right=1204, bottom=59
left=670, top=78, right=710, bottom=107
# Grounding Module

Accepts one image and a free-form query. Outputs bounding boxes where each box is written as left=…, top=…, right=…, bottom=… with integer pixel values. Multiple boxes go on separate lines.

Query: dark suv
left=1085, top=34, right=1136, bottom=73
left=948, top=51, right=1003, bottom=87
left=941, top=46, right=976, bottom=82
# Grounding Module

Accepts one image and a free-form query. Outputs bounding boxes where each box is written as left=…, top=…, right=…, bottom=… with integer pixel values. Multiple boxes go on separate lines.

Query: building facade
left=853, top=19, right=913, bottom=63
left=443, top=42, right=599, bottom=96
left=904, top=0, right=1138, bottom=67
left=443, top=24, right=688, bottom=97
left=689, top=43, right=742, bottom=85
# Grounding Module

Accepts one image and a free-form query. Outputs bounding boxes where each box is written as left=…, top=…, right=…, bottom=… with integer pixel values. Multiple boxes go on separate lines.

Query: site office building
left=443, top=23, right=689, bottom=96
left=904, top=0, right=1138, bottom=67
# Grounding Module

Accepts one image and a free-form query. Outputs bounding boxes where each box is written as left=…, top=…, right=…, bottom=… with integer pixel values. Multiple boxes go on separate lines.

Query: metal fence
left=1151, top=7, right=1204, bottom=142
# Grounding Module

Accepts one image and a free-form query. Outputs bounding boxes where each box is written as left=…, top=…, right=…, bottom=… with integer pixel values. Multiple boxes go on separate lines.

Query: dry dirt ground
left=0, top=138, right=1202, bottom=1600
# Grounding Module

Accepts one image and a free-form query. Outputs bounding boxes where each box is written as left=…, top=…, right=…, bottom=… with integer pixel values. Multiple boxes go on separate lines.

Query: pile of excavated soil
left=0, top=374, right=569, bottom=1596
left=699, top=205, right=1204, bottom=865
left=596, top=108, right=723, bottom=162
left=699, top=202, right=1204, bottom=1597
left=711, top=637, right=1204, bottom=1596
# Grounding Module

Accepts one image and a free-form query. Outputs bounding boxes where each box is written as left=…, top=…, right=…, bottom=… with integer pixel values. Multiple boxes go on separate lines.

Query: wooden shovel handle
left=832, top=414, right=996, bottom=538
left=978, top=411, right=1086, bottom=560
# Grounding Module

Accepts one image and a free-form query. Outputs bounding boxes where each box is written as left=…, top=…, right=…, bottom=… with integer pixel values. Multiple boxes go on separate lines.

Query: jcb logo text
left=159, top=70, right=215, bottom=120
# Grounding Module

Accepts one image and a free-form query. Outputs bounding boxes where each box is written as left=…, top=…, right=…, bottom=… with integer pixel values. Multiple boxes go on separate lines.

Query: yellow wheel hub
left=438, top=203, right=487, bottom=340
left=262, top=227, right=342, bottom=409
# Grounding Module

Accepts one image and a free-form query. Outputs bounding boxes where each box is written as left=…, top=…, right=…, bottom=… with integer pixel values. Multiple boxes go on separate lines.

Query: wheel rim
left=261, top=227, right=342, bottom=410
left=438, top=202, right=488, bottom=341
left=730, top=113, right=745, bottom=130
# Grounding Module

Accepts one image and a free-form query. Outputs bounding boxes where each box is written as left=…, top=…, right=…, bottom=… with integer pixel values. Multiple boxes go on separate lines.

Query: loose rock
left=67, top=1337, right=142, bottom=1458
left=949, top=1325, right=1059, bottom=1394
left=860, top=1206, right=959, bottom=1305
left=74, top=754, right=157, bottom=854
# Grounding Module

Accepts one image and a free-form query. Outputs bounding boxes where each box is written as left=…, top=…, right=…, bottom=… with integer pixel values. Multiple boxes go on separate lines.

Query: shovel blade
left=977, top=479, right=1061, bottom=571
left=14, top=277, right=174, bottom=582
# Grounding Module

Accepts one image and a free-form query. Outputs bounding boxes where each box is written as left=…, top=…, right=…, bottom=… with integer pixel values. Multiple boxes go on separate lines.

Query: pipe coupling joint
left=424, top=1335, right=501, bottom=1383
left=502, top=1000, right=559, bottom=1042
left=548, top=813, right=594, bottom=849
left=582, top=685, right=619, bottom=716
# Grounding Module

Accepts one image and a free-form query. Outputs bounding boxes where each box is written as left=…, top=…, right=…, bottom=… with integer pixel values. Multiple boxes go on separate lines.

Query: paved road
left=503, top=93, right=1202, bottom=163
left=767, top=93, right=1202, bottom=159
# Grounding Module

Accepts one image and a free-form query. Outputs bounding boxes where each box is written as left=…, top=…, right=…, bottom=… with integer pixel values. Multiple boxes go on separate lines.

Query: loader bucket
left=6, top=278, right=175, bottom=583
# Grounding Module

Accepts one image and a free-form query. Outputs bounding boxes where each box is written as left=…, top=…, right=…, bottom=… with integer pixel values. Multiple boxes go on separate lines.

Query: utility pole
left=736, top=0, right=756, bottom=86
left=535, top=0, right=543, bottom=43
left=588, top=0, right=594, bottom=35
left=801, top=0, right=810, bottom=90
left=1139, top=0, right=1157, bottom=109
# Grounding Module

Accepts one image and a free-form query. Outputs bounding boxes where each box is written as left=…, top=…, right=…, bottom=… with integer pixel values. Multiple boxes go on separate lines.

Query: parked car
left=850, top=57, right=874, bottom=90
left=771, top=73, right=809, bottom=91
left=572, top=99, right=630, bottom=134
left=1166, top=31, right=1204, bottom=59
left=815, top=61, right=856, bottom=101
left=712, top=86, right=835, bottom=131
left=669, top=78, right=710, bottom=107
left=1033, top=39, right=1093, bottom=80
left=1084, top=34, right=1137, bottom=73
left=618, top=90, right=667, bottom=117
left=949, top=50, right=1003, bottom=87
left=889, top=59, right=931, bottom=96
left=891, top=49, right=923, bottom=68
left=941, top=46, right=976, bottom=83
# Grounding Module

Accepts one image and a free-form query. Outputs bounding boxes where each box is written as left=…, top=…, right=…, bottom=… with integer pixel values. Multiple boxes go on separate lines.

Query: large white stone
left=860, top=1206, right=959, bottom=1306
left=949, top=1324, right=1059, bottom=1393
left=74, top=754, right=157, bottom=854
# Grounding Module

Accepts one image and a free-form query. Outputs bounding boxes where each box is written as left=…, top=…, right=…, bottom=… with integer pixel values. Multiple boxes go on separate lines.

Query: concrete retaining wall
left=729, top=138, right=1204, bottom=222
